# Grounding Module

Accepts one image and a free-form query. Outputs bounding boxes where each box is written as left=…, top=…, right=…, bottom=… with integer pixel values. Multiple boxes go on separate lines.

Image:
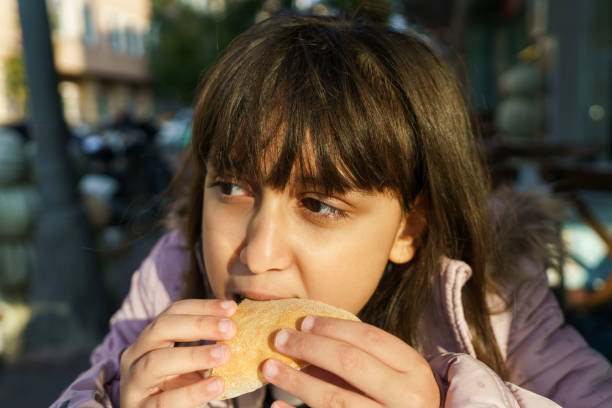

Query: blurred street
left=0, top=0, right=610, bottom=406
left=0, top=351, right=90, bottom=407
left=0, top=227, right=163, bottom=406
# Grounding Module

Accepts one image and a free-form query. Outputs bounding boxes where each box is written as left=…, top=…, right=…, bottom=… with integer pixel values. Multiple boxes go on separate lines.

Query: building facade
left=0, top=0, right=153, bottom=127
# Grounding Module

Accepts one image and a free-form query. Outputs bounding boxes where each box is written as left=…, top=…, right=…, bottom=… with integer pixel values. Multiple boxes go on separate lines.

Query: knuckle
left=418, top=357, right=431, bottom=372
left=185, top=381, right=197, bottom=403
left=166, top=299, right=185, bottom=313
left=186, top=380, right=206, bottom=403
left=410, top=353, right=432, bottom=375
left=322, top=389, right=347, bottom=408
left=119, top=383, right=135, bottom=407
left=194, top=315, right=210, bottom=332
left=189, top=345, right=206, bottom=364
left=188, top=346, right=199, bottom=363
left=283, top=365, right=300, bottom=389
left=139, top=352, right=156, bottom=374
left=362, top=326, right=385, bottom=346
left=408, top=389, right=428, bottom=407
left=154, top=394, right=164, bottom=408
left=316, top=316, right=338, bottom=333
left=119, top=345, right=132, bottom=373
left=292, top=333, right=309, bottom=356
left=141, top=390, right=168, bottom=408
left=148, top=315, right=166, bottom=336
left=336, top=345, right=362, bottom=372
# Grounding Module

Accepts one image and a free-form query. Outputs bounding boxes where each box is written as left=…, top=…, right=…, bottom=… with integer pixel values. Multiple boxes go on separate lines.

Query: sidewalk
left=0, top=351, right=90, bottom=407
left=0, top=227, right=164, bottom=407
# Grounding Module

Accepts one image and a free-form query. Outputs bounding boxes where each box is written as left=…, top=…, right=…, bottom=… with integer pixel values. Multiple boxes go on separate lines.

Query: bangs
left=206, top=107, right=396, bottom=197
left=208, top=123, right=364, bottom=196
left=194, top=16, right=423, bottom=204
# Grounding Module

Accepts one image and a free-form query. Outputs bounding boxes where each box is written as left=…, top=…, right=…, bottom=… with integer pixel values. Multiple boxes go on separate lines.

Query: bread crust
left=211, top=298, right=359, bottom=400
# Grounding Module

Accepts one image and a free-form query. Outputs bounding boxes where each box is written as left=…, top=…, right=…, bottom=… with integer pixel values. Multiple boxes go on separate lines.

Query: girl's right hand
left=119, top=299, right=237, bottom=408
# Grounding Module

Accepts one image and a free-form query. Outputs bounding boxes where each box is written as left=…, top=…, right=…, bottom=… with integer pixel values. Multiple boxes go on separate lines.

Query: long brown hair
left=176, top=14, right=507, bottom=377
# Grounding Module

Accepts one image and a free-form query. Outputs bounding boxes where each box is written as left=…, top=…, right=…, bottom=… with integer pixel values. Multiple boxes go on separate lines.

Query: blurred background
left=0, top=0, right=610, bottom=405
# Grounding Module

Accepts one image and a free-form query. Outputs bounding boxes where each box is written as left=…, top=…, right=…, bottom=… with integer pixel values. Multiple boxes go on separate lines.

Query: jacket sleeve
left=504, top=258, right=612, bottom=407
left=429, top=353, right=561, bottom=408
left=49, top=234, right=178, bottom=408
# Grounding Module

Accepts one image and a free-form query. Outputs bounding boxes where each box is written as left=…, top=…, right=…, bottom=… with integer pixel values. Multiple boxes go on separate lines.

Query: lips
left=232, top=290, right=289, bottom=303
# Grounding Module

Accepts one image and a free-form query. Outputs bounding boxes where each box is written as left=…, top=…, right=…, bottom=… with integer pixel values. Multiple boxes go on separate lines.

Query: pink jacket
left=50, top=230, right=612, bottom=407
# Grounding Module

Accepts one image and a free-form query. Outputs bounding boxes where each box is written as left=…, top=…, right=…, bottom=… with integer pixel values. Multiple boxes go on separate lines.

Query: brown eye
left=302, top=197, right=323, bottom=212
left=208, top=181, right=249, bottom=196
left=301, top=198, right=346, bottom=218
left=219, top=182, right=235, bottom=195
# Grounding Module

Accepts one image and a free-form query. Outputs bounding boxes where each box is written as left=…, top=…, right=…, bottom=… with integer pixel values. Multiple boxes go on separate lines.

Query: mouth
left=231, top=290, right=288, bottom=304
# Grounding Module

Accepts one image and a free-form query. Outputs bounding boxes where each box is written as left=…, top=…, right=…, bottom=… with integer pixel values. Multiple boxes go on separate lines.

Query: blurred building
left=0, top=0, right=153, bottom=127
left=546, top=0, right=611, bottom=156
left=181, top=0, right=227, bottom=15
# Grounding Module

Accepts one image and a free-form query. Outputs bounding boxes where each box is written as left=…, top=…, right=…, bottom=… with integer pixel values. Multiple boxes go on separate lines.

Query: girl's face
left=201, top=163, right=417, bottom=314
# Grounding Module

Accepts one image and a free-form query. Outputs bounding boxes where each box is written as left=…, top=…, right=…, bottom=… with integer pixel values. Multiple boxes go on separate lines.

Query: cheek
left=201, top=202, right=245, bottom=297
left=299, top=224, right=395, bottom=314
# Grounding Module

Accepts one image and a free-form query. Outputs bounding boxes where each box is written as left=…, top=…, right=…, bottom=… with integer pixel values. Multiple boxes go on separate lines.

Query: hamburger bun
left=211, top=298, right=359, bottom=400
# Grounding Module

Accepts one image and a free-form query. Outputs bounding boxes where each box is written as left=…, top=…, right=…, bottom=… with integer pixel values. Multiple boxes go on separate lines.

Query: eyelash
left=207, top=180, right=348, bottom=221
left=207, top=181, right=250, bottom=197
left=299, top=197, right=348, bottom=220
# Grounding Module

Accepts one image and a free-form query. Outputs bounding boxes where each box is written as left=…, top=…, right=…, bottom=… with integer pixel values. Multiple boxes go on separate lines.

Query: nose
left=239, top=195, right=293, bottom=274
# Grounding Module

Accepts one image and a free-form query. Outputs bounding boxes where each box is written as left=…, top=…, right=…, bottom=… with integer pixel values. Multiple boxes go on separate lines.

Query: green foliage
left=149, top=0, right=263, bottom=105
left=327, top=0, right=391, bottom=23
left=4, top=53, right=27, bottom=110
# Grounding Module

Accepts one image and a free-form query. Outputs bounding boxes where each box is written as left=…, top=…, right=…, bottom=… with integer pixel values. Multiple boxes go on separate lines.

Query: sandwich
left=211, top=298, right=359, bottom=400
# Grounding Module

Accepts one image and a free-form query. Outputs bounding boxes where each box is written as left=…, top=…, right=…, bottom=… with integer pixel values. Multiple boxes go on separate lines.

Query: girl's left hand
left=261, top=316, right=440, bottom=408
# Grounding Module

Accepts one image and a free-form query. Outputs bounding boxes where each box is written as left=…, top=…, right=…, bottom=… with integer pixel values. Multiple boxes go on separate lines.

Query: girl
left=52, top=14, right=612, bottom=408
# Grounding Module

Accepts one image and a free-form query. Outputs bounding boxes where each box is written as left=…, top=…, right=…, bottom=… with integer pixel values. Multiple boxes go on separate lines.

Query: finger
left=164, top=298, right=237, bottom=317
left=159, top=371, right=207, bottom=392
left=262, top=359, right=380, bottom=408
left=271, top=400, right=295, bottom=408
left=125, top=314, right=236, bottom=368
left=141, top=376, right=224, bottom=408
left=147, top=313, right=235, bottom=346
left=272, top=329, right=401, bottom=404
left=300, top=316, right=422, bottom=373
left=131, top=344, right=230, bottom=389
left=301, top=365, right=360, bottom=394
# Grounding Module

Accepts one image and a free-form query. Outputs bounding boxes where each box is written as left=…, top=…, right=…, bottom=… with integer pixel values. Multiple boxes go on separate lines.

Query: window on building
left=108, top=29, right=122, bottom=52
left=126, top=27, right=138, bottom=55
left=97, top=86, right=108, bottom=122
left=82, top=3, right=97, bottom=45
left=107, top=12, right=122, bottom=52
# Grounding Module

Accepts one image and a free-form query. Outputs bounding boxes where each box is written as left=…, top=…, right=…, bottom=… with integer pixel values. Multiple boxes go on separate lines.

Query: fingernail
left=219, top=318, right=233, bottom=333
left=210, top=344, right=225, bottom=359
left=220, top=300, right=235, bottom=310
left=301, top=316, right=315, bottom=332
left=206, top=377, right=222, bottom=393
left=275, top=329, right=290, bottom=348
left=263, top=359, right=279, bottom=379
